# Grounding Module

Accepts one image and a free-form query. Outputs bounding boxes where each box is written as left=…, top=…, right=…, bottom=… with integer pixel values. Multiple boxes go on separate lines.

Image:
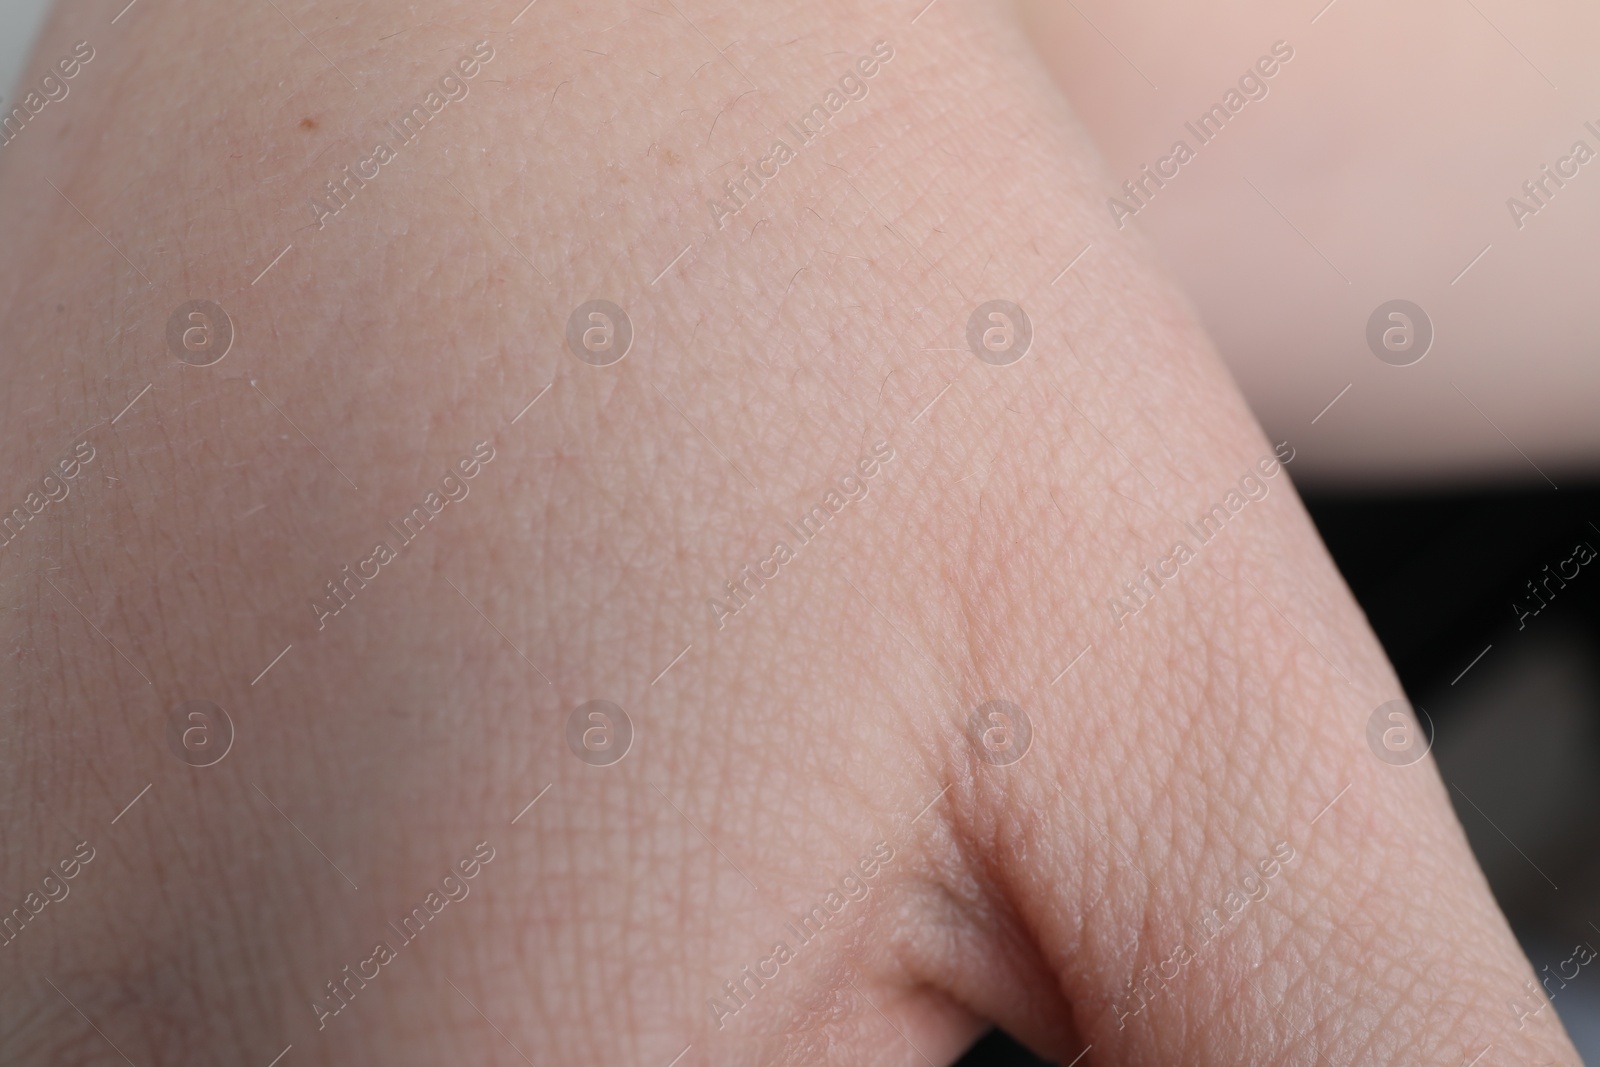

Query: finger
left=900, top=250, right=1584, bottom=1063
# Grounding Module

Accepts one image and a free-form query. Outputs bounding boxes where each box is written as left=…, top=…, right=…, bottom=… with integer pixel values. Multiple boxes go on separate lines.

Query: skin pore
left=0, top=0, right=1581, bottom=1064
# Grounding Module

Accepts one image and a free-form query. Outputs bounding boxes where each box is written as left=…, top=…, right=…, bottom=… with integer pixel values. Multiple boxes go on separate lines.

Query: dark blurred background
left=957, top=482, right=1600, bottom=1065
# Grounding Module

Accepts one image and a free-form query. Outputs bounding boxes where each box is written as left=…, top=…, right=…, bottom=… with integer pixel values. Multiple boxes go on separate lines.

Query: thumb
left=936, top=503, right=1581, bottom=1066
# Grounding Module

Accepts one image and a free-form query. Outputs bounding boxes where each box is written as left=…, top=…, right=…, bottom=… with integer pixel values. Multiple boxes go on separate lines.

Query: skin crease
left=0, top=1, right=1580, bottom=1065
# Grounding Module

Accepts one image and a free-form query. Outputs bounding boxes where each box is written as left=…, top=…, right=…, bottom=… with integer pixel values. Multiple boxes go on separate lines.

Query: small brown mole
left=299, top=117, right=318, bottom=130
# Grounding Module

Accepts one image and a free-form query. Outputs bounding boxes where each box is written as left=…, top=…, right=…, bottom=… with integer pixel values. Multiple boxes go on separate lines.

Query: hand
left=0, top=1, right=1578, bottom=1064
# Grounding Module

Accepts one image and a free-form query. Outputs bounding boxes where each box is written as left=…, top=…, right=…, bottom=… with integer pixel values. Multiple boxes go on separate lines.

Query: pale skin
left=1021, top=0, right=1600, bottom=483
left=0, top=1, right=1581, bottom=1065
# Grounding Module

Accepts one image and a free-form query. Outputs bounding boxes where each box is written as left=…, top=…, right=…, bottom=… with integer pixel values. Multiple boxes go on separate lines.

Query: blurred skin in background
left=0, top=0, right=1589, bottom=1065
left=1020, top=0, right=1600, bottom=484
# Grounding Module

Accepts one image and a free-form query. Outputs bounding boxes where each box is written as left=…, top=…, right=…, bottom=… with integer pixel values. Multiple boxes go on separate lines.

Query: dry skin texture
left=0, top=1, right=1579, bottom=1065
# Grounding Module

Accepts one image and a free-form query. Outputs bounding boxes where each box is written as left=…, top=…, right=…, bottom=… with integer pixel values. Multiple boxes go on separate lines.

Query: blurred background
left=5, top=0, right=1597, bottom=1062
